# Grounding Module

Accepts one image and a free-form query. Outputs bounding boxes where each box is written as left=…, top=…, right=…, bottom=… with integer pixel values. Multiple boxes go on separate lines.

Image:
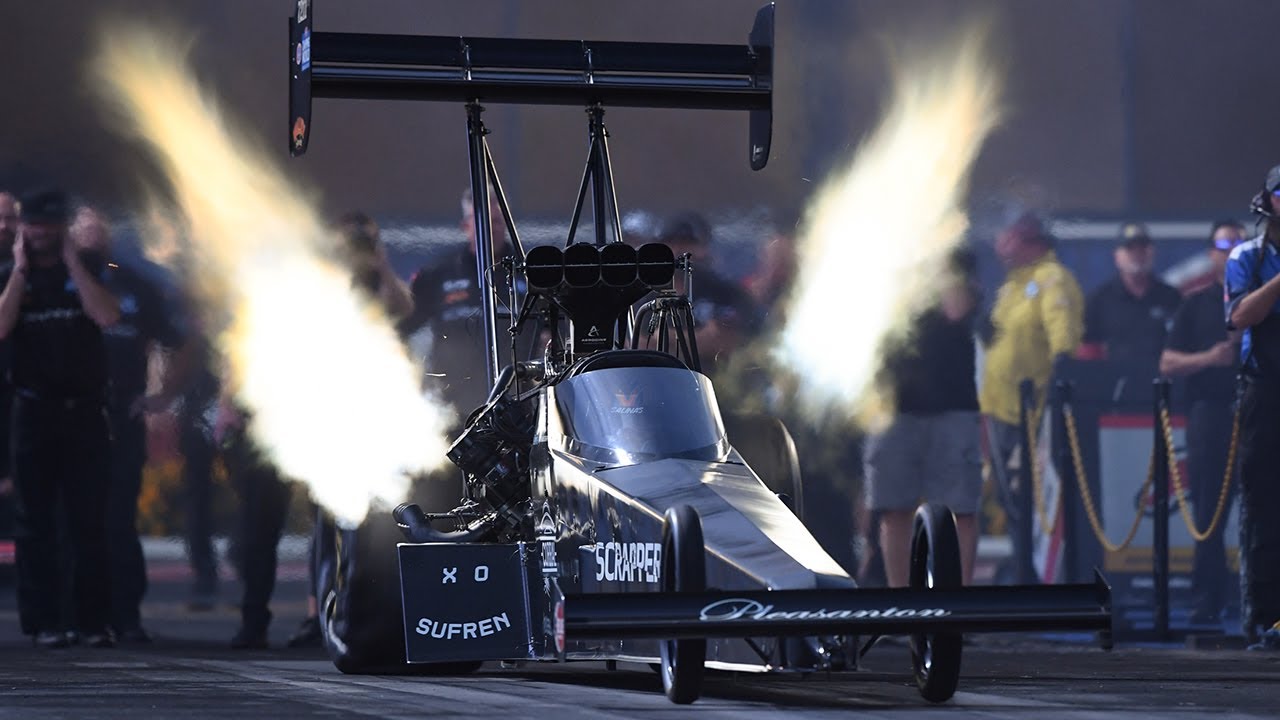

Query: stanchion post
left=1054, top=380, right=1078, bottom=583
left=1152, top=378, right=1171, bottom=639
left=1018, top=378, right=1037, bottom=585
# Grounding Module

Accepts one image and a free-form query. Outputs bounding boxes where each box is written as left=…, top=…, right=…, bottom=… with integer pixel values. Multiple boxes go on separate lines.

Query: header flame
left=95, top=27, right=453, bottom=526
left=775, top=27, right=1003, bottom=431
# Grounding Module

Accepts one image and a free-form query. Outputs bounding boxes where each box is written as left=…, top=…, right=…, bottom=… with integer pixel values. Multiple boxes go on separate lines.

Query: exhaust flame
left=775, top=28, right=1003, bottom=431
left=95, top=28, right=453, bottom=526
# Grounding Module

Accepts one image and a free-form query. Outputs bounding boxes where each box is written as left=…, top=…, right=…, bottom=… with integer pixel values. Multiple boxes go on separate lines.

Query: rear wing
left=288, top=2, right=774, bottom=169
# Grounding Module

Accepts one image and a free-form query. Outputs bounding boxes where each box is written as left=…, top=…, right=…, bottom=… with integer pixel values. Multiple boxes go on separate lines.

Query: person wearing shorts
left=864, top=249, right=983, bottom=586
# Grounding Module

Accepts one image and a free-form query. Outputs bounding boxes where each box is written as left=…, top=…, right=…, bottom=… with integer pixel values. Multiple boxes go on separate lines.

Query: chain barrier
left=1158, top=403, right=1240, bottom=542
left=1020, top=399, right=1058, bottom=535
left=1061, top=401, right=1154, bottom=553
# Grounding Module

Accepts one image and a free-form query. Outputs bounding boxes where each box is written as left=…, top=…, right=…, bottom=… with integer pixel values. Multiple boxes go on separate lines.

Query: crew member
left=178, top=334, right=222, bottom=611
left=288, top=211, right=413, bottom=649
left=2, top=190, right=121, bottom=648
left=1225, top=166, right=1280, bottom=650
left=227, top=210, right=414, bottom=649
left=980, top=213, right=1085, bottom=584
left=1080, top=222, right=1182, bottom=382
left=71, top=207, right=185, bottom=643
left=400, top=187, right=526, bottom=415
left=865, top=248, right=983, bottom=586
left=1160, top=221, right=1245, bottom=626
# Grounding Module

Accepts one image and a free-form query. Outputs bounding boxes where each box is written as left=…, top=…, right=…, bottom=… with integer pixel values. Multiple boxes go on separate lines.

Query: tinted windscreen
left=554, top=367, right=727, bottom=463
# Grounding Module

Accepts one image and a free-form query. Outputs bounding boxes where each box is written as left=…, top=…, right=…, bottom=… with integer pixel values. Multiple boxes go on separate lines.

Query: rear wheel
left=909, top=503, right=962, bottom=703
left=659, top=505, right=706, bottom=704
left=722, top=413, right=804, bottom=521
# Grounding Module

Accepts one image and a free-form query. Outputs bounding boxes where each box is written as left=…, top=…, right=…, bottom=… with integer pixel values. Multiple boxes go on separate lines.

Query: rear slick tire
left=908, top=502, right=963, bottom=703
left=658, top=505, right=706, bottom=704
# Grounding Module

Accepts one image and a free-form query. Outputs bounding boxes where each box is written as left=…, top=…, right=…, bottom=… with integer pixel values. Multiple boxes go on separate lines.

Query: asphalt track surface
left=2, top=559, right=1280, bottom=718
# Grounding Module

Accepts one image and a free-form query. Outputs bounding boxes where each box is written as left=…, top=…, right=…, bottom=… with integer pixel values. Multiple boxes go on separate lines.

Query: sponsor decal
left=22, top=308, right=84, bottom=324
left=415, top=612, right=512, bottom=640
left=536, top=503, right=559, bottom=576
left=594, top=541, right=661, bottom=583
left=698, top=598, right=951, bottom=622
left=292, top=117, right=307, bottom=150
left=612, top=388, right=644, bottom=415
left=299, top=28, right=311, bottom=72
left=296, top=0, right=309, bottom=22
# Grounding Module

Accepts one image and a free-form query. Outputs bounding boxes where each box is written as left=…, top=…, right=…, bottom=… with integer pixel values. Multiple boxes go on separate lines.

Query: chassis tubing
left=564, top=574, right=1112, bottom=641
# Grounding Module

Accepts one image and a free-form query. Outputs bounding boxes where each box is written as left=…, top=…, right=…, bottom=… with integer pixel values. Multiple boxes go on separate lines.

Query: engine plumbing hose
left=393, top=503, right=492, bottom=543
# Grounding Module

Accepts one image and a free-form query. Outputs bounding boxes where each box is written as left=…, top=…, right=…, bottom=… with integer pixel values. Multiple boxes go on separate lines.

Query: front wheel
left=658, top=505, right=706, bottom=704
left=908, top=503, right=963, bottom=703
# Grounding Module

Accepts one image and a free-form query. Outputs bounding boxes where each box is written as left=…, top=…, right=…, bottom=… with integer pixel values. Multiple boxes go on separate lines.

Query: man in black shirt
left=1161, top=220, right=1246, bottom=625
left=71, top=207, right=185, bottom=642
left=224, top=210, right=414, bottom=650
left=400, top=188, right=520, bottom=416
left=0, top=190, right=120, bottom=648
left=1083, top=222, right=1182, bottom=378
left=863, top=248, right=983, bottom=587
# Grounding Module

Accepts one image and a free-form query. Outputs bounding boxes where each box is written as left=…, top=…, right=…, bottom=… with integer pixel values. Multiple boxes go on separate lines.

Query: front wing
left=398, top=542, right=1113, bottom=665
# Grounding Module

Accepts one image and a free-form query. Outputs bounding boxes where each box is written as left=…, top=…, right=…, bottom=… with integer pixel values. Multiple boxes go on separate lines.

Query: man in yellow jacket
left=980, top=214, right=1084, bottom=583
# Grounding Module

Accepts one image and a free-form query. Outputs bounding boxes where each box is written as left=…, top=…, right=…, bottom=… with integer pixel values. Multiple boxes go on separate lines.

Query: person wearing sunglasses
left=1160, top=220, right=1246, bottom=628
left=1226, top=165, right=1280, bottom=650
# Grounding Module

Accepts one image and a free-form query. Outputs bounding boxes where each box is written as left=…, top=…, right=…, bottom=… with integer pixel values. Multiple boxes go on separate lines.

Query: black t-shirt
left=399, top=246, right=524, bottom=414
left=2, top=260, right=110, bottom=400
left=1165, top=282, right=1236, bottom=406
left=1085, top=277, right=1182, bottom=370
left=101, top=259, right=184, bottom=406
left=886, top=307, right=979, bottom=415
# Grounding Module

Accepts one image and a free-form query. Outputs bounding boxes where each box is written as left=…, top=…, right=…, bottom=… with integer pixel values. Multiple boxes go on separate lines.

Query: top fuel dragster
left=289, top=1, right=1112, bottom=704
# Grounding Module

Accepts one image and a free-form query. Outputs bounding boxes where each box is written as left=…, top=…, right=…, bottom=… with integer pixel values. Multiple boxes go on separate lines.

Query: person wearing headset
left=1225, top=165, right=1280, bottom=650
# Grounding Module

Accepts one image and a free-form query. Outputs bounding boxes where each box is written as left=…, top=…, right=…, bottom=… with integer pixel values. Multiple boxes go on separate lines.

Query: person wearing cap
left=70, top=206, right=186, bottom=644
left=1080, top=222, right=1182, bottom=378
left=1160, top=220, right=1246, bottom=626
left=0, top=190, right=121, bottom=649
left=1225, top=165, right=1280, bottom=650
left=980, top=213, right=1085, bottom=584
